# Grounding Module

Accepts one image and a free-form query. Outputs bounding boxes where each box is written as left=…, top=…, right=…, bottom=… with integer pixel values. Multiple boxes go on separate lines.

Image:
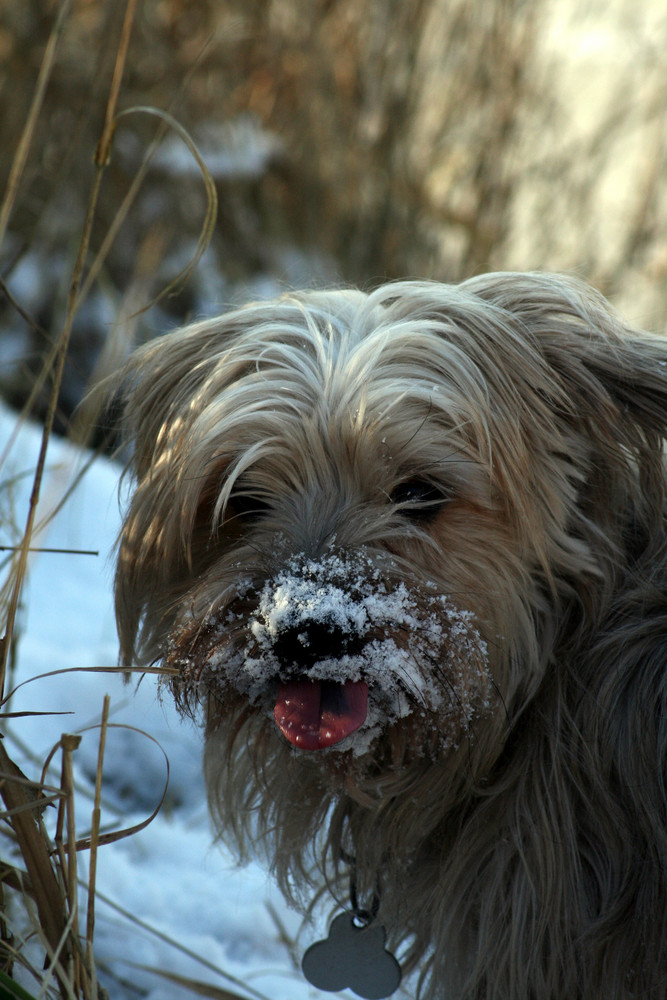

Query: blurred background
left=2, top=0, right=667, bottom=430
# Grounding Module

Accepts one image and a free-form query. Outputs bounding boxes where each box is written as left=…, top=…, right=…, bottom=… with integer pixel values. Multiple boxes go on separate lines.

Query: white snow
left=1, top=402, right=423, bottom=1000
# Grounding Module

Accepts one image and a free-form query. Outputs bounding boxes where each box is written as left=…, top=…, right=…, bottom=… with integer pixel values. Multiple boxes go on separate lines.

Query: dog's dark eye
left=227, top=493, right=270, bottom=523
left=390, top=479, right=451, bottom=520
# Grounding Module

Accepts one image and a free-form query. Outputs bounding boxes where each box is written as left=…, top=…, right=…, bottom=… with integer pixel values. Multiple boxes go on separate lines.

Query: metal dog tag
left=302, top=912, right=402, bottom=999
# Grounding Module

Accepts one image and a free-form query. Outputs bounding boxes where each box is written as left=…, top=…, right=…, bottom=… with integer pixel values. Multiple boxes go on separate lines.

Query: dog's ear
left=464, top=271, right=667, bottom=442
left=113, top=288, right=368, bottom=481
left=462, top=272, right=667, bottom=582
left=112, top=317, right=251, bottom=481
left=465, top=273, right=667, bottom=507
left=111, top=315, right=251, bottom=665
left=112, top=289, right=367, bottom=664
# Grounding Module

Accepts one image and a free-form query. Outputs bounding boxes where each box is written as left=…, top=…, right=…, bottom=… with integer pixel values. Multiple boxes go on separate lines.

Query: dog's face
left=114, top=272, right=666, bottom=827
left=115, top=281, right=550, bottom=772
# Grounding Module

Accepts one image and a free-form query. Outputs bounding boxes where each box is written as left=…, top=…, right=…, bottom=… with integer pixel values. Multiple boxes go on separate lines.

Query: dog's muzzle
left=167, top=549, right=492, bottom=758
left=251, top=557, right=375, bottom=751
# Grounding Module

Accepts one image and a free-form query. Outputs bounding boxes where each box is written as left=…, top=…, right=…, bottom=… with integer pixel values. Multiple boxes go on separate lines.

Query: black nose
left=271, top=621, right=363, bottom=671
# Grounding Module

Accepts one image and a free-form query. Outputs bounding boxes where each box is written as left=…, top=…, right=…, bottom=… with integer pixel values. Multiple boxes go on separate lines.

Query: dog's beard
left=165, top=548, right=493, bottom=763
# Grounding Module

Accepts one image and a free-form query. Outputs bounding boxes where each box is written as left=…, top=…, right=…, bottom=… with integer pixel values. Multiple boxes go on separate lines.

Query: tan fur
left=114, top=273, right=667, bottom=1000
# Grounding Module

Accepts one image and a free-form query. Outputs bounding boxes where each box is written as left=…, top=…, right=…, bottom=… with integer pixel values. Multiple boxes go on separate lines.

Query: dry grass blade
left=29, top=452, right=102, bottom=552
left=0, top=792, right=61, bottom=819
left=71, top=225, right=169, bottom=449
left=36, top=903, right=80, bottom=1000
left=264, top=900, right=300, bottom=971
left=69, top=722, right=169, bottom=852
left=0, top=277, right=50, bottom=343
left=0, top=359, right=55, bottom=471
left=3, top=666, right=175, bottom=713
left=0, top=374, right=56, bottom=700
left=83, top=105, right=218, bottom=314
left=77, top=30, right=217, bottom=313
left=84, top=697, right=110, bottom=1000
left=94, top=0, right=139, bottom=169
left=0, top=279, right=55, bottom=460
left=0, top=0, right=139, bottom=702
left=0, top=0, right=74, bottom=250
left=0, top=548, right=98, bottom=557
left=0, top=742, right=70, bottom=994
left=130, top=965, right=262, bottom=1000
left=33, top=714, right=168, bottom=854
left=0, top=431, right=101, bottom=632
left=54, top=734, right=82, bottom=993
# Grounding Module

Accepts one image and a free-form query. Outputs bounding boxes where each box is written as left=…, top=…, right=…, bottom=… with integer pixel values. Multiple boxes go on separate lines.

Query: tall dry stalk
left=0, top=2, right=138, bottom=995
left=0, top=0, right=222, bottom=993
left=0, top=0, right=139, bottom=702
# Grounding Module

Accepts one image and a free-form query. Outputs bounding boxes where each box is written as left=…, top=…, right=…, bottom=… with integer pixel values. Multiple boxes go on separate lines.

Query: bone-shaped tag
left=302, top=912, right=402, bottom=999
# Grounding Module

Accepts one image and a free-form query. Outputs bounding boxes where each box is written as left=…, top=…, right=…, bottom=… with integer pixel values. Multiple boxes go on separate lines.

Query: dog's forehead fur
left=145, top=279, right=558, bottom=444
left=121, top=273, right=664, bottom=584
left=127, top=279, right=573, bottom=524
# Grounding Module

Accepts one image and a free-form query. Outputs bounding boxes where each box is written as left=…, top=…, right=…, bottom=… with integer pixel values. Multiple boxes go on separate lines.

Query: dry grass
left=0, top=1, right=223, bottom=995
left=0, top=1, right=138, bottom=988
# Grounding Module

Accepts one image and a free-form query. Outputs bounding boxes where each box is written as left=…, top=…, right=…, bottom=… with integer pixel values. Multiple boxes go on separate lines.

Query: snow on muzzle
left=251, top=556, right=373, bottom=751
left=241, top=552, right=492, bottom=754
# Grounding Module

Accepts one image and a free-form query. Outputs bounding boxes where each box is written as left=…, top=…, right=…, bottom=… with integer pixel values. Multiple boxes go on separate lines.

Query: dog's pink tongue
left=274, top=679, right=368, bottom=750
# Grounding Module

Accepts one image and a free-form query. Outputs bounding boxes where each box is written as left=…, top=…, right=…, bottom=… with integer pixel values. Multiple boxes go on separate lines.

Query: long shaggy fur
left=114, top=273, right=667, bottom=1000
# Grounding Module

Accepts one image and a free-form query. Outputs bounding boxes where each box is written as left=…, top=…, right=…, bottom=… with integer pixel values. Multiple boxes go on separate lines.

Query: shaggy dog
left=114, top=273, right=667, bottom=1000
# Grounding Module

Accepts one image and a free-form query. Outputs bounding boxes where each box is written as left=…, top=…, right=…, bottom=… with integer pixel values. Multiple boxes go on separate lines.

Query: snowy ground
left=0, top=402, right=414, bottom=1000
